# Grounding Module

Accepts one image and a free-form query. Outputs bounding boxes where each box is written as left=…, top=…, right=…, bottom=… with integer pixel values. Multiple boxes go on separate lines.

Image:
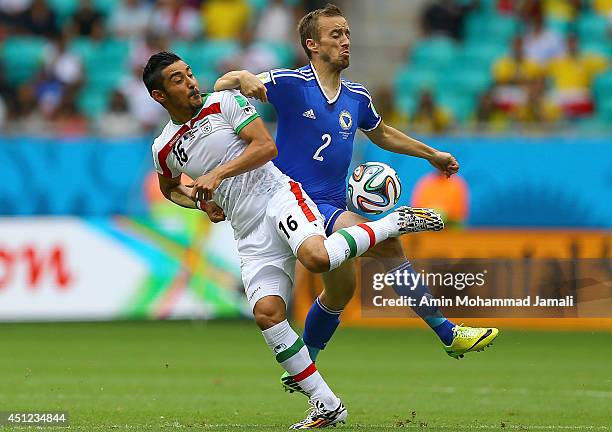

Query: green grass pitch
left=1, top=321, right=611, bottom=431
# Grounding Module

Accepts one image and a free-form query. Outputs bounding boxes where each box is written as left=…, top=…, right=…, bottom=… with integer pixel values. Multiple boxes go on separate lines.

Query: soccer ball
left=347, top=162, right=402, bottom=214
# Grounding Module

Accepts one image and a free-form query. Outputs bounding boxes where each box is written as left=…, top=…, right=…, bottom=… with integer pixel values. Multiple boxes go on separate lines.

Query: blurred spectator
left=470, top=89, right=508, bottom=132
left=108, top=0, right=153, bottom=39
left=421, top=0, right=476, bottom=41
left=202, top=0, right=251, bottom=40
left=493, top=36, right=544, bottom=85
left=255, top=0, right=295, bottom=43
left=120, top=67, right=167, bottom=133
left=410, top=89, right=452, bottom=134
left=9, top=83, right=50, bottom=134
left=150, top=0, right=201, bottom=40
left=222, top=27, right=279, bottom=73
left=523, top=10, right=566, bottom=65
left=97, top=90, right=142, bottom=137
left=548, top=33, right=608, bottom=117
left=44, top=33, right=83, bottom=87
left=492, top=35, right=545, bottom=112
left=69, top=0, right=104, bottom=38
left=33, top=68, right=63, bottom=116
left=130, top=32, right=169, bottom=71
left=0, top=0, right=31, bottom=32
left=513, top=78, right=561, bottom=126
left=0, top=93, right=6, bottom=130
left=18, top=0, right=58, bottom=37
left=52, top=90, right=89, bottom=137
left=0, top=64, right=16, bottom=115
left=411, top=171, right=469, bottom=228
left=372, top=86, right=408, bottom=129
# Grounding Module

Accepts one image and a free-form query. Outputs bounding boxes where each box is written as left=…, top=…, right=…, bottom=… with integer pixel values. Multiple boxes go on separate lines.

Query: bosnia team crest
left=339, top=110, right=352, bottom=130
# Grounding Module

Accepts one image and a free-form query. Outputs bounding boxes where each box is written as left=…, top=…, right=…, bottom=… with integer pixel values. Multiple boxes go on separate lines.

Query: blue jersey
left=259, top=64, right=381, bottom=208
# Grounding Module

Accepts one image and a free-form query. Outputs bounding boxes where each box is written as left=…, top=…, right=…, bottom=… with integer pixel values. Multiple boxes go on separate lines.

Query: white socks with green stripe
left=323, top=213, right=401, bottom=271
left=262, top=320, right=339, bottom=406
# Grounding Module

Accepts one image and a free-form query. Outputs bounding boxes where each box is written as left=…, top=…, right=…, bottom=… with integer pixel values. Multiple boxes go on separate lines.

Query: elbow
left=262, top=137, right=278, bottom=159
left=268, top=141, right=278, bottom=159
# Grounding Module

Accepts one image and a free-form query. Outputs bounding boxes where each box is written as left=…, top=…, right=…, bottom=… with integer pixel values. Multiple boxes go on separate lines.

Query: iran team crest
left=199, top=118, right=213, bottom=135
left=339, top=110, right=352, bottom=130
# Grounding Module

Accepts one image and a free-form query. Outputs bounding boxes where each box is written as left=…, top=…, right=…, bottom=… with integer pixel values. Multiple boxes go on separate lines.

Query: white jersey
left=152, top=90, right=287, bottom=239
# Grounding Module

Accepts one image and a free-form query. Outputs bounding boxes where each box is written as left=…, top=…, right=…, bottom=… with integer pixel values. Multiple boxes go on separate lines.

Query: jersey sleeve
left=358, top=88, right=382, bottom=132
left=256, top=70, right=298, bottom=112
left=220, top=90, right=261, bottom=134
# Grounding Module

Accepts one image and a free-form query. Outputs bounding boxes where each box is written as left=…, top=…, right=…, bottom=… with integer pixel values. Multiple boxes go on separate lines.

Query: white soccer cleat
left=395, top=206, right=444, bottom=234
left=290, top=398, right=348, bottom=429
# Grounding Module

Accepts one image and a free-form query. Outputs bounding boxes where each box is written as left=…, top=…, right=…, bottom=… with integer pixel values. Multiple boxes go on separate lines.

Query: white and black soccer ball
left=347, top=162, right=402, bottom=215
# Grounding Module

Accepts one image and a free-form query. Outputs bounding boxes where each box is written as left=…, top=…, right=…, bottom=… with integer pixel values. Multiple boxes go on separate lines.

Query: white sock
left=323, top=213, right=402, bottom=270
left=262, top=320, right=338, bottom=404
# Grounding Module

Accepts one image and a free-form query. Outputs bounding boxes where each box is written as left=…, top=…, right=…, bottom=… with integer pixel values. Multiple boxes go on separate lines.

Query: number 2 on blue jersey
left=313, top=134, right=331, bottom=161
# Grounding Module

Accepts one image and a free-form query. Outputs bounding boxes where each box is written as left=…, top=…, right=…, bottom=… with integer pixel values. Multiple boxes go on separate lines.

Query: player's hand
left=186, top=171, right=222, bottom=202
left=202, top=200, right=226, bottom=223
left=429, top=151, right=459, bottom=178
left=238, top=71, right=268, bottom=102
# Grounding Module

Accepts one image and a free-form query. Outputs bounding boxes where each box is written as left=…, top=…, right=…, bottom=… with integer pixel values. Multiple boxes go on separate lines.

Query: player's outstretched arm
left=214, top=70, right=268, bottom=102
left=186, top=118, right=277, bottom=202
left=364, top=120, right=459, bottom=177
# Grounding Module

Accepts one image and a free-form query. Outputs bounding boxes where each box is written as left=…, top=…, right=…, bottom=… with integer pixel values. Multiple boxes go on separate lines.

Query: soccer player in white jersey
left=143, top=51, right=444, bottom=429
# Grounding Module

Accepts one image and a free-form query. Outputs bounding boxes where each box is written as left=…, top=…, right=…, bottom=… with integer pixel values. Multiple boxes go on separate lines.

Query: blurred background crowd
left=0, top=0, right=611, bottom=137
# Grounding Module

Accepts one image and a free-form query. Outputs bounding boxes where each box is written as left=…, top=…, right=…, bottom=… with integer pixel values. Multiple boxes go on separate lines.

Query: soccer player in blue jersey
left=215, top=3, right=498, bottom=392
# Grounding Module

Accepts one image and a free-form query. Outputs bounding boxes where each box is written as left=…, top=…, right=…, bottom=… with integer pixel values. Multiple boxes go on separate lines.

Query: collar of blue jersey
left=309, top=62, right=342, bottom=105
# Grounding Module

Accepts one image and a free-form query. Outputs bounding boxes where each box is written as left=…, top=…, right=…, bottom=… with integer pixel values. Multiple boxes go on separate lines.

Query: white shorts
left=237, top=180, right=326, bottom=311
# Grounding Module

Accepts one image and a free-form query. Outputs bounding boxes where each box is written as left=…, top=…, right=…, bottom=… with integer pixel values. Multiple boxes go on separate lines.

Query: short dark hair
left=143, top=51, right=182, bottom=94
left=297, top=3, right=344, bottom=59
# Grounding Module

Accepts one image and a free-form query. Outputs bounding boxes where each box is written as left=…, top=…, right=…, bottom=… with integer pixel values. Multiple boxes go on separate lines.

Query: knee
left=299, top=246, right=330, bottom=274
left=253, top=298, right=285, bottom=330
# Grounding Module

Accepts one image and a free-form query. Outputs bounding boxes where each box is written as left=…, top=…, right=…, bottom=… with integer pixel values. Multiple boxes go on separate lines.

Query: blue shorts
left=316, top=202, right=347, bottom=236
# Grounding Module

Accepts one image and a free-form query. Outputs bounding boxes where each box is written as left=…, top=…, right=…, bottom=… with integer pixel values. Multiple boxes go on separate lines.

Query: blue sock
left=302, top=297, right=341, bottom=361
left=388, top=261, right=456, bottom=345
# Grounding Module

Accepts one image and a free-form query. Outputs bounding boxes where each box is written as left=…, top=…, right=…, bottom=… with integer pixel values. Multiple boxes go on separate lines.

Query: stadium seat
left=577, top=13, right=608, bottom=42
left=394, top=67, right=440, bottom=99
left=92, top=0, right=121, bottom=15
left=47, top=0, right=78, bottom=24
left=1, top=37, right=47, bottom=84
left=436, top=93, right=476, bottom=123
left=581, top=41, right=612, bottom=58
left=77, top=88, right=110, bottom=120
left=410, top=37, right=459, bottom=69
left=189, top=40, right=240, bottom=71
left=395, top=93, right=417, bottom=117
left=593, top=71, right=612, bottom=104
left=254, top=41, right=295, bottom=67
left=461, top=42, right=506, bottom=70
left=464, top=12, right=519, bottom=43
left=437, top=69, right=492, bottom=99
left=595, top=98, right=612, bottom=122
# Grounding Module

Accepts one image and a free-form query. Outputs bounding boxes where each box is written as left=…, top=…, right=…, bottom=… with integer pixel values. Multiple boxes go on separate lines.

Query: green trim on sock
left=337, top=229, right=357, bottom=258
left=275, top=338, right=305, bottom=363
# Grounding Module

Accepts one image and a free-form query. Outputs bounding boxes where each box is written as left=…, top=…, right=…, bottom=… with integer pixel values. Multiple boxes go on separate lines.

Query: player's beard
left=321, top=51, right=350, bottom=71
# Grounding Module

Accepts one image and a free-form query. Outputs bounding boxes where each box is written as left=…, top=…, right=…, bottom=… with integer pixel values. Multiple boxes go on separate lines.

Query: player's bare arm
left=157, top=173, right=226, bottom=222
left=186, top=117, right=277, bottom=201
left=214, top=70, right=268, bottom=102
left=364, top=120, right=459, bottom=178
